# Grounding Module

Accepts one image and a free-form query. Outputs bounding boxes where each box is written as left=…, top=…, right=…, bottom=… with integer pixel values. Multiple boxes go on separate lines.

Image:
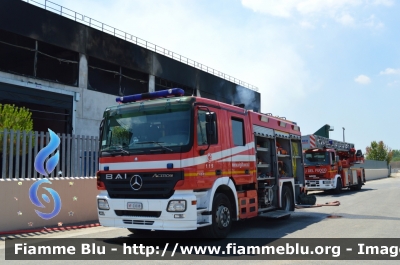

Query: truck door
left=195, top=107, right=222, bottom=188
left=226, top=112, right=253, bottom=185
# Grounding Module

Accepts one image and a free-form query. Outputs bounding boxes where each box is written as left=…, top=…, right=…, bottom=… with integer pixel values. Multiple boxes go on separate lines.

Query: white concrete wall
left=364, top=169, right=389, bottom=181
left=0, top=177, right=99, bottom=233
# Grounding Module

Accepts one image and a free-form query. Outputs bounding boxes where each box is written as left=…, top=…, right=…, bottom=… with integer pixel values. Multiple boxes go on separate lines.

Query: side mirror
left=205, top=112, right=216, bottom=136
left=205, top=112, right=216, bottom=122
left=206, top=122, right=214, bottom=135
left=198, top=108, right=216, bottom=156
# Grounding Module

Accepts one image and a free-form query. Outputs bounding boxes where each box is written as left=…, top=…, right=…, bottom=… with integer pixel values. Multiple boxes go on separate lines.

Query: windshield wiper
left=135, top=141, right=173, bottom=152
left=101, top=147, right=134, bottom=156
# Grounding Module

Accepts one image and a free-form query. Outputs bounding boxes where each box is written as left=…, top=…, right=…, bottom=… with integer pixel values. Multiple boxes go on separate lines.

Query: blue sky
left=52, top=0, right=400, bottom=152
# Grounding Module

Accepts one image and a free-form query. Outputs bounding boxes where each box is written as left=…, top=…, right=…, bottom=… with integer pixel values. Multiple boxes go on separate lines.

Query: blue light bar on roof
left=116, top=88, right=185, bottom=103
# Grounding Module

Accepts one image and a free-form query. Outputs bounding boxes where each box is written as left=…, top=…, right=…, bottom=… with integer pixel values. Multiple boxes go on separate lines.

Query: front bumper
left=97, top=190, right=199, bottom=231
left=305, top=179, right=335, bottom=191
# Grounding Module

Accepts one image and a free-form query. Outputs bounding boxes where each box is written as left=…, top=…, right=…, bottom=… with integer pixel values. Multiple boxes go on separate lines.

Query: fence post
left=62, top=134, right=66, bottom=177
left=39, top=131, right=45, bottom=178
left=56, top=133, right=61, bottom=178
left=77, top=135, right=81, bottom=177
left=8, top=129, right=14, bottom=178
left=28, top=131, right=33, bottom=178
left=33, top=132, right=39, bottom=178
left=67, top=134, right=71, bottom=178
left=1, top=129, right=7, bottom=179
left=70, top=135, right=76, bottom=177
left=22, top=131, right=27, bottom=178
left=46, top=131, right=55, bottom=178
left=15, top=130, right=20, bottom=178
left=95, top=136, right=99, bottom=175
left=91, top=136, right=95, bottom=177
left=85, top=136, right=90, bottom=177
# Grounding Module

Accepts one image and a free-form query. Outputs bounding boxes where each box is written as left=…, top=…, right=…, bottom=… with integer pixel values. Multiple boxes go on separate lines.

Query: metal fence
left=22, top=0, right=258, bottom=92
left=352, top=160, right=388, bottom=170
left=391, top=168, right=400, bottom=173
left=1, top=129, right=99, bottom=179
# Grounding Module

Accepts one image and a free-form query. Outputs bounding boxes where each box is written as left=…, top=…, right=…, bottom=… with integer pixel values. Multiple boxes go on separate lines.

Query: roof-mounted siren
left=116, top=88, right=185, bottom=103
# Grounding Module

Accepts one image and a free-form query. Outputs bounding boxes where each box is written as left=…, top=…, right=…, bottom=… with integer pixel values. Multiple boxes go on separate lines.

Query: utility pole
left=342, top=127, right=345, bottom=142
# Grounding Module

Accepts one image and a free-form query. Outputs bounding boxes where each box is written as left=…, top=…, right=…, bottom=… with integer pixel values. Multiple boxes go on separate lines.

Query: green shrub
left=0, top=104, right=34, bottom=155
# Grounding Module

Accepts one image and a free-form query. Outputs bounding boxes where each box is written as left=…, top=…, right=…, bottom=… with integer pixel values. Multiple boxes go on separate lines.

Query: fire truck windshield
left=100, top=101, right=192, bottom=154
left=304, top=151, right=330, bottom=166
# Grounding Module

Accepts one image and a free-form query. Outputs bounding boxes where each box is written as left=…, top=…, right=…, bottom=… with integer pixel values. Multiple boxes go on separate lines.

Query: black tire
left=281, top=185, right=294, bottom=212
left=201, top=193, right=232, bottom=238
left=354, top=177, right=362, bottom=191
left=333, top=178, right=342, bottom=194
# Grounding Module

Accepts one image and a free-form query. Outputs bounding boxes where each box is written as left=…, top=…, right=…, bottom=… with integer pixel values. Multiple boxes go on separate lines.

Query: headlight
left=167, top=200, right=186, bottom=212
left=98, top=199, right=110, bottom=210
left=323, top=180, right=332, bottom=184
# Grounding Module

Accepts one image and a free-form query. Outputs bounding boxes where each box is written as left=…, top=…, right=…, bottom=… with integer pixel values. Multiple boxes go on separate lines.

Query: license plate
left=127, top=202, right=143, bottom=210
left=309, top=175, right=316, bottom=178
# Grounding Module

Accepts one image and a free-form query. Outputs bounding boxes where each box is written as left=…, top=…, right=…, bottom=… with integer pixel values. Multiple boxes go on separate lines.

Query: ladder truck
left=301, top=134, right=365, bottom=194
left=96, top=88, right=305, bottom=238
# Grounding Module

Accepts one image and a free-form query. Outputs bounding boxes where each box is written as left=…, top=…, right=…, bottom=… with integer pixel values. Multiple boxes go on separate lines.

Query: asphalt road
left=1, top=175, right=400, bottom=265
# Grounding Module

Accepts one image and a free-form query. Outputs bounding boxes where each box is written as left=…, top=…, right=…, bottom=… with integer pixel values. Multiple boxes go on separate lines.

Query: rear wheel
left=281, top=185, right=294, bottom=212
left=333, top=178, right=342, bottom=194
left=354, top=177, right=362, bottom=191
left=201, top=193, right=232, bottom=238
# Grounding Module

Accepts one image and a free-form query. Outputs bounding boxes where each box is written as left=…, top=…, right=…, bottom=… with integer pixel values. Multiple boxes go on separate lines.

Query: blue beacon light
left=116, top=88, right=185, bottom=103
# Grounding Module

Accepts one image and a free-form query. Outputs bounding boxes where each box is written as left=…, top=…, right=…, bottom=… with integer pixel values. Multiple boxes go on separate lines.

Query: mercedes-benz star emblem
left=130, top=175, right=143, bottom=191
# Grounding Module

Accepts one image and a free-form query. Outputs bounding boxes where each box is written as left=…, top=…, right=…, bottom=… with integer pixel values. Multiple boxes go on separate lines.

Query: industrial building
left=0, top=0, right=260, bottom=136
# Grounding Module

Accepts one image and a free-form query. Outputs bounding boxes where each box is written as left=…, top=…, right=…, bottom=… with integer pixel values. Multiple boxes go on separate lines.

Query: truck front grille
left=100, top=171, right=183, bottom=199
left=123, top=220, right=155, bottom=225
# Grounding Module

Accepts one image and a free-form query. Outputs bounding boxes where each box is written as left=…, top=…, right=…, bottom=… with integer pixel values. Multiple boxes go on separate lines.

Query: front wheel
left=201, top=193, right=232, bottom=238
left=333, top=178, right=342, bottom=194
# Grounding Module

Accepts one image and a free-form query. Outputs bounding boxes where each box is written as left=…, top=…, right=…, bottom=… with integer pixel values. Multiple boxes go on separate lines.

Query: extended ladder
left=301, top=134, right=354, bottom=151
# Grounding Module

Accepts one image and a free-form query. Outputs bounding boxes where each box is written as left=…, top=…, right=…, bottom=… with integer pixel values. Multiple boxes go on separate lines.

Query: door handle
left=216, top=170, right=222, bottom=175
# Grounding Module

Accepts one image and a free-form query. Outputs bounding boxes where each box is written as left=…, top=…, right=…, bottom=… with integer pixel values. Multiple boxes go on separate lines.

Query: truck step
left=197, top=207, right=208, bottom=213
left=258, top=210, right=291, bottom=219
left=197, top=221, right=211, bottom=227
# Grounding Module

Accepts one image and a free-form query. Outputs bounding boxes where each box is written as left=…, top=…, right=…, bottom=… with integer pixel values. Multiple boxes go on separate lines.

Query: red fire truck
left=301, top=134, right=365, bottom=194
left=96, top=88, right=305, bottom=238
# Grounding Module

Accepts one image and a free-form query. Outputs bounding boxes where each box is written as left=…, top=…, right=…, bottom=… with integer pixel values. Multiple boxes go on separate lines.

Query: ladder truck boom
left=301, top=134, right=355, bottom=151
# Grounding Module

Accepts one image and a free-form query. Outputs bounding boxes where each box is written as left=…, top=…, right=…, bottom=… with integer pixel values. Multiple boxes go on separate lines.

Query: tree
left=365, top=141, right=393, bottom=165
left=392, top=150, right=400, bottom=162
left=111, top=126, right=130, bottom=146
left=0, top=104, right=34, bottom=154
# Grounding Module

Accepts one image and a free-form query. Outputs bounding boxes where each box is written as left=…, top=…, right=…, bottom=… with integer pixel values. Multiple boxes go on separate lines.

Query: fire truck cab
left=302, top=134, right=365, bottom=193
left=96, top=89, right=305, bottom=238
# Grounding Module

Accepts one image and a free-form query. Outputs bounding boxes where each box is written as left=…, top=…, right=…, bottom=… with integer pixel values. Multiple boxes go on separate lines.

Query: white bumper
left=305, top=179, right=335, bottom=191
left=97, top=190, right=199, bottom=231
